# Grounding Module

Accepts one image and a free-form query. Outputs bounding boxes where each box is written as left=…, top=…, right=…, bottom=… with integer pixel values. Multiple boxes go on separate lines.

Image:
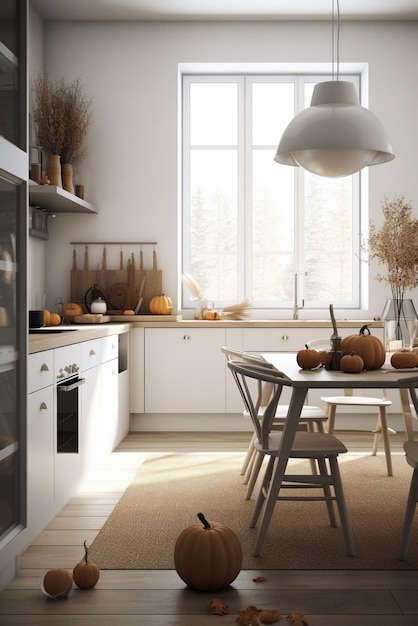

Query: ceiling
left=30, top=0, right=418, bottom=22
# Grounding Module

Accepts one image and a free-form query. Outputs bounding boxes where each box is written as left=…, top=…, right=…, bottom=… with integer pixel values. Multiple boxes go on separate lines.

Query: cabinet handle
left=281, top=335, right=289, bottom=340
left=40, top=401, right=48, bottom=410
left=183, top=335, right=190, bottom=340
left=40, top=363, right=50, bottom=372
left=89, top=349, right=96, bottom=356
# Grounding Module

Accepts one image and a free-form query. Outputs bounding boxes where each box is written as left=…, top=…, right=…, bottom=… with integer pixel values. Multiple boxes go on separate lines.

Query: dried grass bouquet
left=32, top=70, right=92, bottom=166
left=368, top=194, right=418, bottom=303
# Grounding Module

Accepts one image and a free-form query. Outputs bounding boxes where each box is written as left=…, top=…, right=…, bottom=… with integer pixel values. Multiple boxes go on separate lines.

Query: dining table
left=253, top=351, right=418, bottom=556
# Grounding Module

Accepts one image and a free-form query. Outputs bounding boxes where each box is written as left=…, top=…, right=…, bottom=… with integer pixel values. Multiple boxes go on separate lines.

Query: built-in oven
left=55, top=348, right=85, bottom=455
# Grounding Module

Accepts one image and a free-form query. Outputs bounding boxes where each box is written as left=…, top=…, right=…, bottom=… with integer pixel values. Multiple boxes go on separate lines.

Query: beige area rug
left=89, top=451, right=418, bottom=570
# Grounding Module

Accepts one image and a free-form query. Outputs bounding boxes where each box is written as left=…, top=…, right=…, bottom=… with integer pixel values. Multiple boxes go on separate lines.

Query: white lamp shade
left=274, top=81, right=395, bottom=177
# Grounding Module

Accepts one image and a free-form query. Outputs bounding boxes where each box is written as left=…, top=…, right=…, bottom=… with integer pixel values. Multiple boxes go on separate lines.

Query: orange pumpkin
left=340, top=325, right=385, bottom=370
left=62, top=302, right=83, bottom=318
left=43, top=568, right=73, bottom=598
left=73, top=540, right=100, bottom=589
left=47, top=313, right=61, bottom=326
left=149, top=294, right=173, bottom=315
left=43, top=309, right=50, bottom=326
left=340, top=352, right=364, bottom=374
left=123, top=309, right=135, bottom=316
left=174, top=512, right=242, bottom=591
left=390, top=350, right=418, bottom=369
left=296, top=345, right=321, bottom=370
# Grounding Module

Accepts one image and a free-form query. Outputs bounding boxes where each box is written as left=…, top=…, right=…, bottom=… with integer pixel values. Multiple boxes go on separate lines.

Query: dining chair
left=222, top=346, right=328, bottom=496
left=306, top=338, right=394, bottom=477
left=399, top=440, right=418, bottom=560
left=227, top=358, right=355, bottom=558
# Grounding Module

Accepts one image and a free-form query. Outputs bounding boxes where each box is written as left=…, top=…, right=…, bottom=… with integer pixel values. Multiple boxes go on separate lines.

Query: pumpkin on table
left=339, top=352, right=364, bottom=374
left=391, top=350, right=418, bottom=369
left=296, top=345, right=321, bottom=370
left=73, top=540, right=100, bottom=589
left=174, top=512, right=242, bottom=591
left=340, top=325, right=385, bottom=370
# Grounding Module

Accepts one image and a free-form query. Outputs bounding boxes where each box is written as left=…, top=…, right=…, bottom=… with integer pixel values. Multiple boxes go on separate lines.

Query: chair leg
left=241, top=432, right=256, bottom=475
left=372, top=414, right=380, bottom=457
left=399, top=469, right=418, bottom=560
left=249, top=455, right=274, bottom=528
left=378, top=406, right=393, bottom=477
left=245, top=451, right=264, bottom=500
left=243, top=448, right=257, bottom=484
left=327, top=405, right=336, bottom=434
left=317, top=457, right=337, bottom=527
left=328, top=455, right=355, bottom=556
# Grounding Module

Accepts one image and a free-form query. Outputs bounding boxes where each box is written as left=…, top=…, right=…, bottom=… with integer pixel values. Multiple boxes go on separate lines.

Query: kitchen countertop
left=28, top=323, right=130, bottom=354
left=129, top=318, right=384, bottom=329
left=28, top=319, right=383, bottom=353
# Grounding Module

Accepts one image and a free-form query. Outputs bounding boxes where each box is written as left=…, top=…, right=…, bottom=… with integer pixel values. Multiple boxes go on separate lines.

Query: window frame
left=182, top=71, right=364, bottom=314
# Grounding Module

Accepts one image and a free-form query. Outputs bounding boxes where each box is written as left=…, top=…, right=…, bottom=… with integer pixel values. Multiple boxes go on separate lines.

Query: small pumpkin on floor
left=73, top=540, right=100, bottom=589
left=42, top=568, right=73, bottom=598
left=174, top=512, right=242, bottom=591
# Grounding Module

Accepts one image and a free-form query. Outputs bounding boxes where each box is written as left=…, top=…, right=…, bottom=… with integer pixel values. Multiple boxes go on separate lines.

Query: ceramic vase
left=61, top=163, right=75, bottom=194
left=46, top=154, right=62, bottom=188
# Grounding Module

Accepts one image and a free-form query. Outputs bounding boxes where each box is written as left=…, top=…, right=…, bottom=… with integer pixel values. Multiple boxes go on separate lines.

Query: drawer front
left=81, top=339, right=101, bottom=371
left=54, top=344, right=83, bottom=381
left=101, top=334, right=118, bottom=363
left=28, top=351, right=54, bottom=393
left=242, top=327, right=330, bottom=353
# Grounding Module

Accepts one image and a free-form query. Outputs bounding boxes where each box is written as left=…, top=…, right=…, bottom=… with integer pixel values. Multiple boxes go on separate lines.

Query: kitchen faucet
left=293, top=272, right=305, bottom=320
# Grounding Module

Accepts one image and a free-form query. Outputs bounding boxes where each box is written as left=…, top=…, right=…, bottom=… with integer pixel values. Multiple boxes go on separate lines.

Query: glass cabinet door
left=0, top=0, right=27, bottom=549
left=0, top=176, right=23, bottom=544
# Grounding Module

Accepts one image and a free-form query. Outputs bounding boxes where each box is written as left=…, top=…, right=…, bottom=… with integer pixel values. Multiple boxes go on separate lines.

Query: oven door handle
left=57, top=377, right=85, bottom=392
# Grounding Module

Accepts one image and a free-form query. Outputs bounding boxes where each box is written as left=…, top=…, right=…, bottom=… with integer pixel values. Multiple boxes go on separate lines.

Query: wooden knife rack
left=69, top=242, right=162, bottom=314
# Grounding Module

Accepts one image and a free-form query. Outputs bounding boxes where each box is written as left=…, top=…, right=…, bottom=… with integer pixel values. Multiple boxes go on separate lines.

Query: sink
left=29, top=328, right=79, bottom=334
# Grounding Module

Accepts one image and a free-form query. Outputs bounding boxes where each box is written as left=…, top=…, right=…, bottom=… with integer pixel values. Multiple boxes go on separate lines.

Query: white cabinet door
left=145, top=327, right=226, bottom=413
left=27, top=386, right=54, bottom=535
left=129, top=328, right=145, bottom=413
left=101, top=358, right=119, bottom=457
left=81, top=363, right=102, bottom=474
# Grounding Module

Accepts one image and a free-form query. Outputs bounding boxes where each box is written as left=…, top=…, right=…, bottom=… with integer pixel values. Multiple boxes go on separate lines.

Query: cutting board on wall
left=70, top=268, right=162, bottom=314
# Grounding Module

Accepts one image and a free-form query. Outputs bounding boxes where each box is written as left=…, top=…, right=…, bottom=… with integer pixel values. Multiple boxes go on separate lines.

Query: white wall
left=29, top=18, right=418, bottom=319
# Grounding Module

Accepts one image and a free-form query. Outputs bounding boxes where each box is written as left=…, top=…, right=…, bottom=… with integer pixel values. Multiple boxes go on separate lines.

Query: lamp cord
left=332, top=0, right=340, bottom=81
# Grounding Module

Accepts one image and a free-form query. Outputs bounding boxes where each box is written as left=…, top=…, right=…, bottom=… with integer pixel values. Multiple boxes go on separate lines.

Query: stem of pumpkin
left=197, top=512, right=212, bottom=528
left=83, top=539, right=89, bottom=565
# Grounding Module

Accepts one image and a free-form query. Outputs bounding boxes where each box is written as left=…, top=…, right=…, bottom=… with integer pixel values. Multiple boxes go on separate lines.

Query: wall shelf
left=29, top=181, right=97, bottom=214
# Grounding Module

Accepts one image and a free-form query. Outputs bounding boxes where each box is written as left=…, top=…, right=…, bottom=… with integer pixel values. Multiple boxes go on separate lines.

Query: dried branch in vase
left=32, top=70, right=92, bottom=166
left=367, top=194, right=418, bottom=303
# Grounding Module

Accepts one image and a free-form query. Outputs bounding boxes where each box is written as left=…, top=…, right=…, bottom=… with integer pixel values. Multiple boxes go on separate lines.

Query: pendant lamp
left=274, top=1, right=395, bottom=178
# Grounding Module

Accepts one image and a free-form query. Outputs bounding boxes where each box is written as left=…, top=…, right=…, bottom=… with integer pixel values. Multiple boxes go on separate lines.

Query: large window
left=182, top=74, right=362, bottom=313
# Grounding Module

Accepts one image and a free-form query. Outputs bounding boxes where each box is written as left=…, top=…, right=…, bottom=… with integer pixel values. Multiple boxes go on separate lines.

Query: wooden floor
left=1, top=431, right=418, bottom=625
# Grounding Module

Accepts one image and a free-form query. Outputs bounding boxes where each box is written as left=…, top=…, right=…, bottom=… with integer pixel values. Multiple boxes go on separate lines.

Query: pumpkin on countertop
left=62, top=302, right=83, bottom=319
left=340, top=325, right=385, bottom=370
left=174, top=512, right=242, bottom=591
left=149, top=294, right=173, bottom=315
left=48, top=312, right=61, bottom=327
left=73, top=540, right=100, bottom=589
